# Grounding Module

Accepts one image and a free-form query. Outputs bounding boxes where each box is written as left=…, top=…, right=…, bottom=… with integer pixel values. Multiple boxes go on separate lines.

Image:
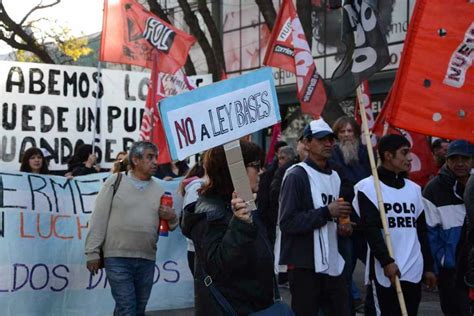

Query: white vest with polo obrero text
left=353, top=176, right=424, bottom=287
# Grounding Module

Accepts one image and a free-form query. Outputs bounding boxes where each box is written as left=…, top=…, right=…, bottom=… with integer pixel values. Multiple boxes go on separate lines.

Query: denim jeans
left=105, top=257, right=155, bottom=316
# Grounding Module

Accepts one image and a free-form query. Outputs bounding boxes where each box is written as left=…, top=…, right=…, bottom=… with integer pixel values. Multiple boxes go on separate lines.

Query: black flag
left=327, top=0, right=389, bottom=101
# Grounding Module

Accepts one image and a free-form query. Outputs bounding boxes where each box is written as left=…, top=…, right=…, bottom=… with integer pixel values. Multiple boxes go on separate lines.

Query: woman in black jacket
left=67, top=144, right=100, bottom=176
left=181, top=140, right=275, bottom=315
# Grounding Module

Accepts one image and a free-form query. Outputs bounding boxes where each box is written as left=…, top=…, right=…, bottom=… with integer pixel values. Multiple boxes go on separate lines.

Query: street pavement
left=147, top=262, right=443, bottom=315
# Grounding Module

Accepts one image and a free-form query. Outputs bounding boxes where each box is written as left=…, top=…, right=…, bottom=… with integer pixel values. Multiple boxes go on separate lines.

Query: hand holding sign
left=231, top=192, right=252, bottom=224
left=85, top=154, right=98, bottom=168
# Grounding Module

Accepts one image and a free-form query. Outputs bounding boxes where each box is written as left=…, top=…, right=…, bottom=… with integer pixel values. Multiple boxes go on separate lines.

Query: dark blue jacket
left=456, top=174, right=474, bottom=288
left=330, top=143, right=371, bottom=186
left=423, top=166, right=467, bottom=273
left=278, top=158, right=353, bottom=268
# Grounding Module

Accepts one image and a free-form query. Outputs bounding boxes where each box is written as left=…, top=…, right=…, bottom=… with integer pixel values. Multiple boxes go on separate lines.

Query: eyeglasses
left=246, top=161, right=261, bottom=171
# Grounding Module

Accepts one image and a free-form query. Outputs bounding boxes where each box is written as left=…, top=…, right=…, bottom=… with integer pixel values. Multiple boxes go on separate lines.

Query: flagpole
left=91, top=0, right=107, bottom=154
left=150, top=52, right=159, bottom=144
left=382, top=121, right=389, bottom=136
left=91, top=61, right=102, bottom=154
left=356, top=85, right=408, bottom=316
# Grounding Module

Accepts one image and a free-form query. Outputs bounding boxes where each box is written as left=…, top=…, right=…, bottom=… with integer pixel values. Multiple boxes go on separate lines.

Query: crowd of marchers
left=17, top=115, right=470, bottom=316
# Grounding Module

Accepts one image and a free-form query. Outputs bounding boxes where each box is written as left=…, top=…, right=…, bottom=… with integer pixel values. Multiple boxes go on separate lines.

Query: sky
left=0, top=0, right=104, bottom=54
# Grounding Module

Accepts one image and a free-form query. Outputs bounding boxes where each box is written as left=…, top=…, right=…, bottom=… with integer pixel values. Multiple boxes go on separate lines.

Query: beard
left=338, top=139, right=360, bottom=165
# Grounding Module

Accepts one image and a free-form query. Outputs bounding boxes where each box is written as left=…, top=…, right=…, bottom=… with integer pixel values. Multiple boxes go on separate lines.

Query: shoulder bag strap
left=99, top=172, right=123, bottom=264
left=107, top=172, right=123, bottom=217
left=194, top=229, right=238, bottom=315
left=112, top=172, right=122, bottom=198
left=195, top=221, right=280, bottom=315
left=199, top=265, right=238, bottom=316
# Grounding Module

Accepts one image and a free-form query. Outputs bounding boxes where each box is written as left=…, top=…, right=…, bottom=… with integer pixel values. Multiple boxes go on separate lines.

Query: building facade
left=158, top=0, right=415, bottom=148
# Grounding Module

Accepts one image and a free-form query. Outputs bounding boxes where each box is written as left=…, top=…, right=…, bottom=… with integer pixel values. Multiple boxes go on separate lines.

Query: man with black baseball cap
left=423, top=139, right=473, bottom=315
left=276, top=117, right=354, bottom=315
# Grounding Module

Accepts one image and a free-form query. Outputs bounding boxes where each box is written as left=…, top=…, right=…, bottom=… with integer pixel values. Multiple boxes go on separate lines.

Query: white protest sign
left=0, top=61, right=148, bottom=171
left=0, top=61, right=211, bottom=171
left=159, top=67, right=281, bottom=160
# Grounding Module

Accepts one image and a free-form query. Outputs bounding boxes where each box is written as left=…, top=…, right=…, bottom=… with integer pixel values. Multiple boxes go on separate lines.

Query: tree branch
left=296, top=0, right=312, bottom=48
left=146, top=0, right=171, bottom=23
left=0, top=2, right=56, bottom=63
left=19, top=0, right=61, bottom=25
left=197, top=0, right=225, bottom=78
left=0, top=30, right=30, bottom=50
left=255, top=0, right=276, bottom=31
left=177, top=0, right=218, bottom=81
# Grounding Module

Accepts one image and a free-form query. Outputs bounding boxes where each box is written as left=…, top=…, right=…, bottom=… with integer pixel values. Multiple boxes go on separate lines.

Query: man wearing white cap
left=277, top=117, right=353, bottom=315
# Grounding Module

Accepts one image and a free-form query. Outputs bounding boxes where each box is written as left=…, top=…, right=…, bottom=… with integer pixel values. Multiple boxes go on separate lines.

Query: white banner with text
left=0, top=172, right=193, bottom=315
left=0, top=61, right=211, bottom=171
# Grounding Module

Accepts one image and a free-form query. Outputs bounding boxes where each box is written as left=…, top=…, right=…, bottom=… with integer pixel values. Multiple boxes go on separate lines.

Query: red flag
left=265, top=123, right=282, bottom=164
left=385, top=0, right=474, bottom=142
left=100, top=0, right=196, bottom=73
left=404, top=131, right=437, bottom=187
left=374, top=96, right=437, bottom=187
left=263, top=0, right=327, bottom=118
left=140, top=88, right=172, bottom=164
left=140, top=57, right=196, bottom=164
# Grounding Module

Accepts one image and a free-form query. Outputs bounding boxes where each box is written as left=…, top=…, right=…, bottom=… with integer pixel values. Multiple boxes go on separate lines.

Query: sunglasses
left=246, top=161, right=261, bottom=171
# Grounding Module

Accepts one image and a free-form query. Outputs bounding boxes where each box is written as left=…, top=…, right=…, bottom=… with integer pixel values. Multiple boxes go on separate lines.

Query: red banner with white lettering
left=263, top=0, right=327, bottom=118
left=385, top=0, right=474, bottom=142
left=374, top=95, right=437, bottom=187
left=140, top=55, right=196, bottom=164
left=100, top=0, right=195, bottom=73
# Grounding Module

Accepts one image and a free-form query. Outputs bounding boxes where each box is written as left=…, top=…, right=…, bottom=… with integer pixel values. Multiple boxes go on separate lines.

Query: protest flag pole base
left=356, top=85, right=408, bottom=316
left=223, top=140, right=256, bottom=211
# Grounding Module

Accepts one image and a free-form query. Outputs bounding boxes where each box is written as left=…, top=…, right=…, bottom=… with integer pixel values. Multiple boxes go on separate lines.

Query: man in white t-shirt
left=353, top=134, right=436, bottom=315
